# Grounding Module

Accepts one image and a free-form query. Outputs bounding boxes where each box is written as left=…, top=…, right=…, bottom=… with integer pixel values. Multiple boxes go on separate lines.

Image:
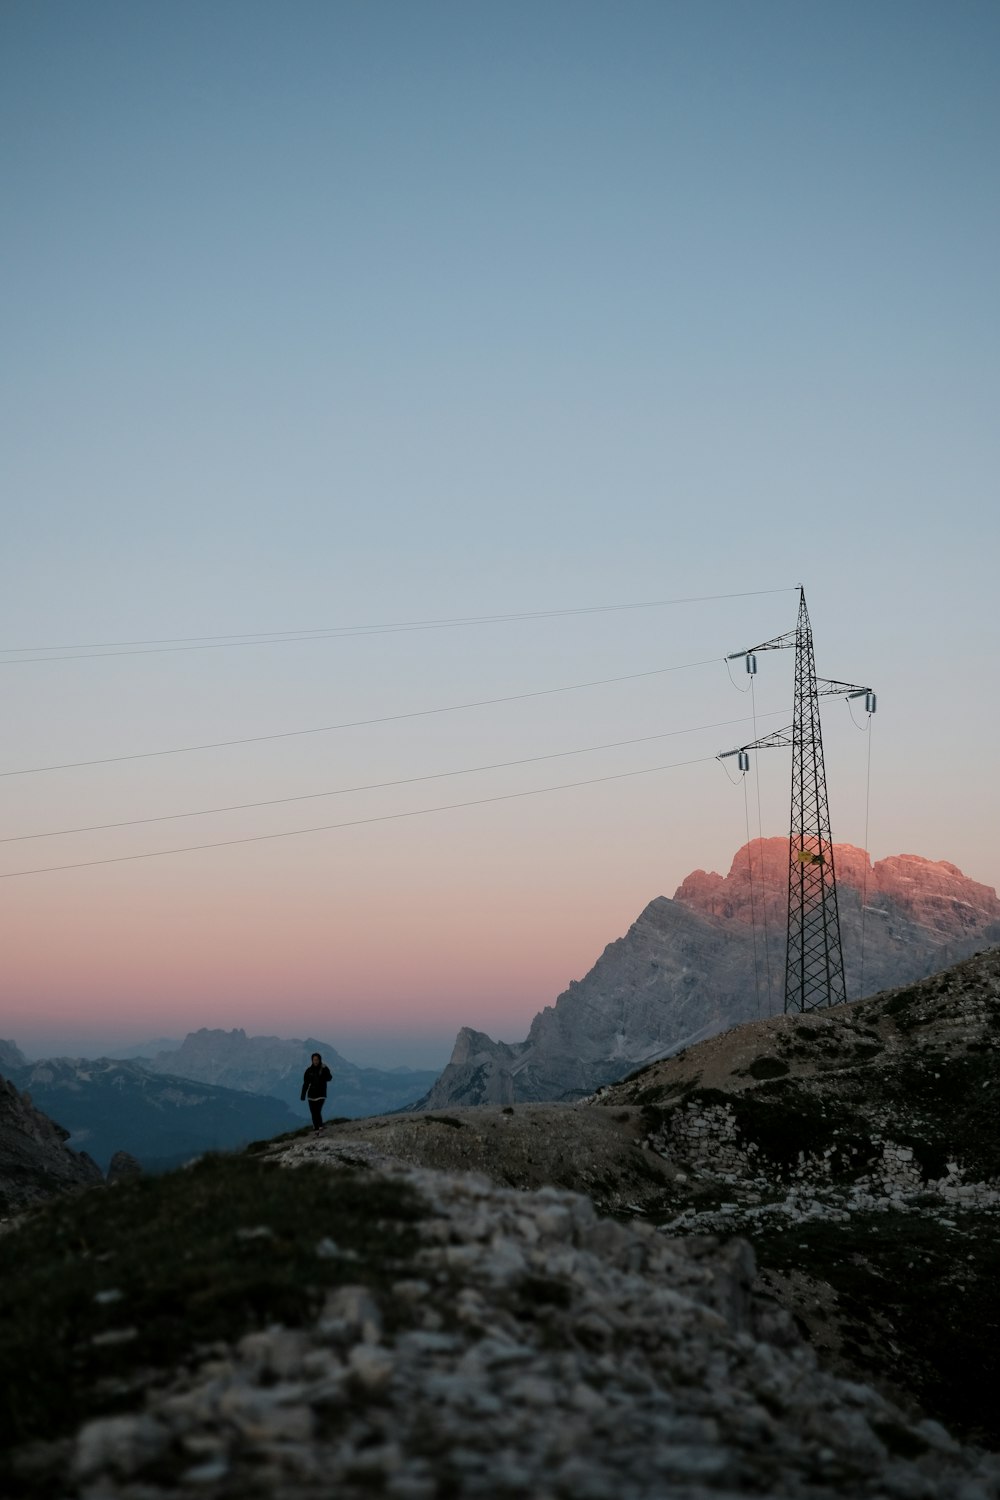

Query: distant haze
left=10, top=1026, right=453, bottom=1074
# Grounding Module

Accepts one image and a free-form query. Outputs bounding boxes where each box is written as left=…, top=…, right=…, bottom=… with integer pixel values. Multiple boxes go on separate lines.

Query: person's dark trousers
left=308, top=1098, right=325, bottom=1130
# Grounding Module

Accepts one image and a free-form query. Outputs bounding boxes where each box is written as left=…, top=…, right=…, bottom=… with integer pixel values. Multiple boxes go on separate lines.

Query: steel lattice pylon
left=784, top=589, right=845, bottom=1013
left=719, top=587, right=875, bottom=1013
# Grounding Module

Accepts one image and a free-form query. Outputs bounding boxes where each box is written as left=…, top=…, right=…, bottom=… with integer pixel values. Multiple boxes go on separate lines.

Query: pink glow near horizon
left=7, top=827, right=998, bottom=1064
left=1, top=812, right=668, bottom=1055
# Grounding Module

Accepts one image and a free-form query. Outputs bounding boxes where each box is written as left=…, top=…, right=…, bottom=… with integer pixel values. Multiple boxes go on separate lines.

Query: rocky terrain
left=421, top=842, right=1000, bottom=1108
left=255, top=945, right=1000, bottom=1450
left=146, top=1028, right=440, bottom=1117
left=0, top=1056, right=301, bottom=1173
left=2, top=947, right=997, bottom=1498
left=0, top=1069, right=104, bottom=1214
left=3, top=1132, right=999, bottom=1500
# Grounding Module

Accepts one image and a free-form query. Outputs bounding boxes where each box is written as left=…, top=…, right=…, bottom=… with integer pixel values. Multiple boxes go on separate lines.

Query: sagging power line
left=0, top=752, right=717, bottom=880
left=1, top=710, right=791, bottom=844
left=0, top=587, right=797, bottom=663
left=0, top=654, right=727, bottom=779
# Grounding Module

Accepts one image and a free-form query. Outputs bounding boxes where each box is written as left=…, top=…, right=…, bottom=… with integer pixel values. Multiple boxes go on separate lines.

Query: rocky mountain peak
left=420, top=841, right=1000, bottom=1111
left=0, top=1039, right=28, bottom=1071
left=675, top=841, right=1000, bottom=940
left=151, top=1029, right=347, bottom=1088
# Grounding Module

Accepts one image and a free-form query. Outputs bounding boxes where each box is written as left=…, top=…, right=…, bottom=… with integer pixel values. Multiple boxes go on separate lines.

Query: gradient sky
left=2, top=1, right=998, bottom=1065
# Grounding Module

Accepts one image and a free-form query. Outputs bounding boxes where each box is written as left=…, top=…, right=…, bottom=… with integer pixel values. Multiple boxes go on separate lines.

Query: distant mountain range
left=420, top=841, right=1000, bottom=1108
left=0, top=1029, right=441, bottom=1178
left=0, top=1056, right=301, bottom=1173
left=106, top=1038, right=183, bottom=1060
left=144, top=1029, right=440, bottom=1116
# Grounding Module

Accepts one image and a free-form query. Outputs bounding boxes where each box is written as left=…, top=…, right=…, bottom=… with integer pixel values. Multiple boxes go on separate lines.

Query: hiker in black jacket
left=301, top=1052, right=333, bottom=1132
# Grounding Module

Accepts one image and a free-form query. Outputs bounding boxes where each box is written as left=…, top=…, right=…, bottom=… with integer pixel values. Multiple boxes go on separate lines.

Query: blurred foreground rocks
left=54, top=1136, right=1000, bottom=1500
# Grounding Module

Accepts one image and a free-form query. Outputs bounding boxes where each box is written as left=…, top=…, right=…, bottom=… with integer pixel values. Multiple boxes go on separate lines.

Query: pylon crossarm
left=816, top=677, right=872, bottom=698
left=717, top=726, right=793, bottom=760
left=726, top=630, right=795, bottom=660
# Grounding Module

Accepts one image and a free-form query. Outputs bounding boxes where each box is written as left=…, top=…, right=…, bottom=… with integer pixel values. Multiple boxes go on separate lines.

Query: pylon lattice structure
left=719, top=586, right=875, bottom=1013
left=785, top=589, right=845, bottom=1012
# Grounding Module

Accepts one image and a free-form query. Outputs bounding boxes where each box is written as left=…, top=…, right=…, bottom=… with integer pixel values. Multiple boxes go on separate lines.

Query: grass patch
left=747, top=1056, right=790, bottom=1081
left=716, top=1084, right=878, bottom=1180
left=752, top=1212, right=1000, bottom=1450
left=879, top=987, right=924, bottom=1026
left=879, top=1054, right=1000, bottom=1181
left=0, top=1152, right=423, bottom=1469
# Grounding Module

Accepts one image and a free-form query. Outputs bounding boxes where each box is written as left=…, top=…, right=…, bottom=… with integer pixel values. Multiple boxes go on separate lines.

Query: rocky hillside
left=147, top=1028, right=440, bottom=1117
left=319, top=947, right=1000, bottom=1451
left=598, top=943, right=1000, bottom=1181
left=421, top=843, right=1000, bottom=1108
left=0, top=1073, right=104, bottom=1215
left=595, top=945, right=1000, bottom=1448
left=1, top=1056, right=301, bottom=1172
left=3, top=1136, right=999, bottom=1499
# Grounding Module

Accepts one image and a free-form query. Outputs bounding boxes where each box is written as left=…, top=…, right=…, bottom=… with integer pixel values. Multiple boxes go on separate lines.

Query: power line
left=0, top=655, right=726, bottom=779
left=750, top=674, right=775, bottom=1015
left=0, top=588, right=797, bottom=663
left=0, top=753, right=717, bottom=879
left=2, top=710, right=790, bottom=843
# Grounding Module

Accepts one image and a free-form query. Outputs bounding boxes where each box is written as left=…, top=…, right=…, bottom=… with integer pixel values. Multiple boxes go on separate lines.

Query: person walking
left=301, top=1052, right=333, bottom=1132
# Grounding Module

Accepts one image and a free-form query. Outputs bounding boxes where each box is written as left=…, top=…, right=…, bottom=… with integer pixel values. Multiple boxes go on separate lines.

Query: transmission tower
left=719, top=587, right=875, bottom=1013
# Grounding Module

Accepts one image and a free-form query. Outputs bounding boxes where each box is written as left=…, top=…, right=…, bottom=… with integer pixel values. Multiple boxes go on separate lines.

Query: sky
left=1, top=1, right=998, bottom=1066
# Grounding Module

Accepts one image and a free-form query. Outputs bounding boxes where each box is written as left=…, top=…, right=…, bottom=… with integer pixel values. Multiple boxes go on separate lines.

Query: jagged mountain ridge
left=421, top=841, right=1000, bottom=1108
left=0, top=1039, right=28, bottom=1071
left=676, top=840, right=1000, bottom=992
left=1, top=1056, right=302, bottom=1173
left=147, top=1028, right=440, bottom=1116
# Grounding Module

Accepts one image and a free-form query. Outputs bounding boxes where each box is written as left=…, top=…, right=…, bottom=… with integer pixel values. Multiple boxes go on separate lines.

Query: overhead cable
left=1, top=710, right=790, bottom=843
left=0, top=754, right=717, bottom=880
left=0, top=655, right=726, bottom=778
left=0, top=588, right=797, bottom=663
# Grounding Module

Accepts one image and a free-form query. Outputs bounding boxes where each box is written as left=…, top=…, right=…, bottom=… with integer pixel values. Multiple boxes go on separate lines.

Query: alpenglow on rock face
left=420, top=841, right=1000, bottom=1109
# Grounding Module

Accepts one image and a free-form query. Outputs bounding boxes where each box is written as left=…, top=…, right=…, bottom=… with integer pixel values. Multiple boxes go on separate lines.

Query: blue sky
left=1, top=1, right=998, bottom=1064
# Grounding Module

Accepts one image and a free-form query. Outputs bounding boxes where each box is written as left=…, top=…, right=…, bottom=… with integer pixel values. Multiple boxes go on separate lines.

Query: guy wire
left=743, top=772, right=762, bottom=1020
left=750, top=675, right=775, bottom=1015
left=859, top=712, right=874, bottom=1000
